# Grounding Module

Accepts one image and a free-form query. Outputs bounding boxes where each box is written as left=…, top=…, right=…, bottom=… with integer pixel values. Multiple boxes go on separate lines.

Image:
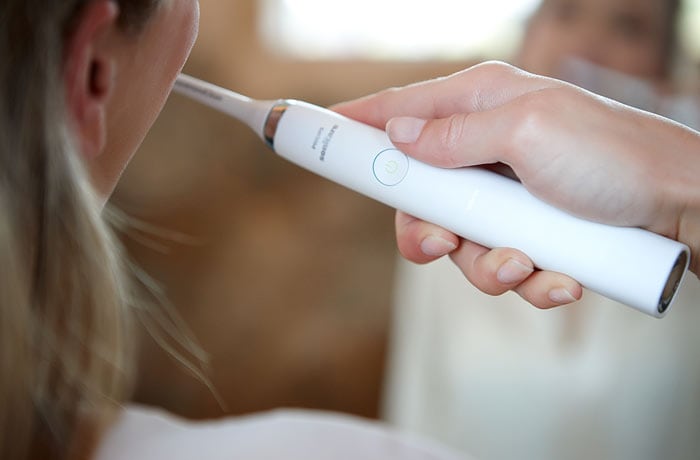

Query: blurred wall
left=112, top=0, right=469, bottom=419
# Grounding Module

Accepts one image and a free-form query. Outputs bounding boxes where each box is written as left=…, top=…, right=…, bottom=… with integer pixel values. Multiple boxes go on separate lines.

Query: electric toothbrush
left=173, top=73, right=690, bottom=318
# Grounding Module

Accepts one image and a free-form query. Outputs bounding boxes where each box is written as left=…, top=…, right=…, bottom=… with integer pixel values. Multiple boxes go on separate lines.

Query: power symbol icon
left=385, top=160, right=399, bottom=174
left=373, top=149, right=409, bottom=186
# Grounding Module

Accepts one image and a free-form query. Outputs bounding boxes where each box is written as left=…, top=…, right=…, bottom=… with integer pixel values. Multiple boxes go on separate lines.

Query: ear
left=63, top=0, right=119, bottom=159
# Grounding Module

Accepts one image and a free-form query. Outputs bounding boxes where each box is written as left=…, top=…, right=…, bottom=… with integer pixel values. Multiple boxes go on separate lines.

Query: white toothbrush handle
left=267, top=101, right=689, bottom=318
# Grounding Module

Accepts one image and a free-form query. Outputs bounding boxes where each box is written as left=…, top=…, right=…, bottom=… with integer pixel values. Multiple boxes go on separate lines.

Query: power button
left=373, top=149, right=409, bottom=186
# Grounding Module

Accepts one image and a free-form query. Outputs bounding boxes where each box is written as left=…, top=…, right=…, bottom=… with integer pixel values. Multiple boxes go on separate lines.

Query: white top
left=384, top=256, right=700, bottom=460
left=95, top=405, right=472, bottom=460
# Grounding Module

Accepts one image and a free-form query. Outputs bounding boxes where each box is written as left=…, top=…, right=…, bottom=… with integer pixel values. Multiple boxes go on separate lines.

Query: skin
left=517, top=0, right=671, bottom=80
left=334, top=61, right=700, bottom=309
left=337, top=0, right=681, bottom=309
left=63, top=0, right=200, bottom=201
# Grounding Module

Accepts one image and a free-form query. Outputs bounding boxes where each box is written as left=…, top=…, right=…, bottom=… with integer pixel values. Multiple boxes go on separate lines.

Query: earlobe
left=62, top=0, right=119, bottom=159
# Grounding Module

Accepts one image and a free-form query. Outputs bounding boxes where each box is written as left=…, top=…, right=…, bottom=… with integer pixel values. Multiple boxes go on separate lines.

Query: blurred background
left=112, top=0, right=700, bottom=434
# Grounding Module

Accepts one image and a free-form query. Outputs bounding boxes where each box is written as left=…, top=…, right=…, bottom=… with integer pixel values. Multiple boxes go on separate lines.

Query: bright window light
left=259, top=0, right=540, bottom=60
left=261, top=0, right=700, bottom=62
left=683, top=0, right=700, bottom=60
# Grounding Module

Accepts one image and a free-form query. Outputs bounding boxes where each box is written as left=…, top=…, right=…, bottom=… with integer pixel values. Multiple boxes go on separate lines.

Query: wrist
left=674, top=133, right=700, bottom=276
left=679, top=200, right=700, bottom=276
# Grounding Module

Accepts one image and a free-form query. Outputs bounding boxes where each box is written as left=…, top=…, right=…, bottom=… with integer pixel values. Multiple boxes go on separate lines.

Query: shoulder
left=94, top=404, right=472, bottom=460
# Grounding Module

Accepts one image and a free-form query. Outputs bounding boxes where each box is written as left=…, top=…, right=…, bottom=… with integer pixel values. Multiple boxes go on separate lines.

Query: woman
left=0, top=0, right=199, bottom=458
left=0, top=1, right=470, bottom=459
left=3, top=0, right=699, bottom=459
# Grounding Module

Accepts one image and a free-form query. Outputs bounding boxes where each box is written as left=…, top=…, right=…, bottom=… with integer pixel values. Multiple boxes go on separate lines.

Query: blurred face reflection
left=517, top=0, right=672, bottom=81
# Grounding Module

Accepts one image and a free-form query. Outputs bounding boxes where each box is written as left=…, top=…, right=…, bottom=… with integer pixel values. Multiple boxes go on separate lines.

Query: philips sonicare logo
left=311, top=124, right=339, bottom=162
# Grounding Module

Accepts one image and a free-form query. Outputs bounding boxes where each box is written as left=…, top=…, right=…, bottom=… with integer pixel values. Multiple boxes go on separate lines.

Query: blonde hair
left=0, top=1, right=158, bottom=458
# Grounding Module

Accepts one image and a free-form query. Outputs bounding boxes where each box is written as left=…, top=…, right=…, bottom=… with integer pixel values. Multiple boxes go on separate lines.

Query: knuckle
left=503, top=95, right=551, bottom=162
left=454, top=243, right=507, bottom=296
left=383, top=85, right=403, bottom=97
left=473, top=60, right=517, bottom=76
left=436, top=113, right=468, bottom=165
left=507, top=87, right=574, bottom=151
left=444, top=113, right=465, bottom=149
left=394, top=230, right=419, bottom=262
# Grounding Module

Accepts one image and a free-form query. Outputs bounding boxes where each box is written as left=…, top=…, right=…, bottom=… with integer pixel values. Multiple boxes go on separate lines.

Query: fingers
left=448, top=240, right=535, bottom=296
left=395, top=211, right=459, bottom=264
left=332, top=61, right=561, bottom=128
left=396, top=211, right=583, bottom=308
left=512, top=271, right=583, bottom=309
left=385, top=111, right=512, bottom=169
left=385, top=87, right=579, bottom=175
left=339, top=84, right=565, bottom=171
left=386, top=94, right=549, bottom=171
left=449, top=242, right=583, bottom=308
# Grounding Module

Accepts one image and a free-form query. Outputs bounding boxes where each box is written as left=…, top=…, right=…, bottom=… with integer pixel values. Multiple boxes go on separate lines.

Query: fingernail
left=420, top=235, right=457, bottom=257
left=549, top=288, right=578, bottom=305
left=497, top=258, right=533, bottom=284
left=387, top=117, right=427, bottom=144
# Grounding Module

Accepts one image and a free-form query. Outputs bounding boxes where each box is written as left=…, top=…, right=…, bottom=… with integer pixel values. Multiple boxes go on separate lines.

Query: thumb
left=385, top=111, right=514, bottom=170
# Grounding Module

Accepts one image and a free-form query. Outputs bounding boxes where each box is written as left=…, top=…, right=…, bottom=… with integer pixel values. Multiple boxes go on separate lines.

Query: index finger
left=331, top=61, right=562, bottom=128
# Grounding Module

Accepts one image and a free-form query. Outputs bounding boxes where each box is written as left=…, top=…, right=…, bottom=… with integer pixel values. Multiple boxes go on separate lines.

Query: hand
left=334, top=61, right=700, bottom=308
